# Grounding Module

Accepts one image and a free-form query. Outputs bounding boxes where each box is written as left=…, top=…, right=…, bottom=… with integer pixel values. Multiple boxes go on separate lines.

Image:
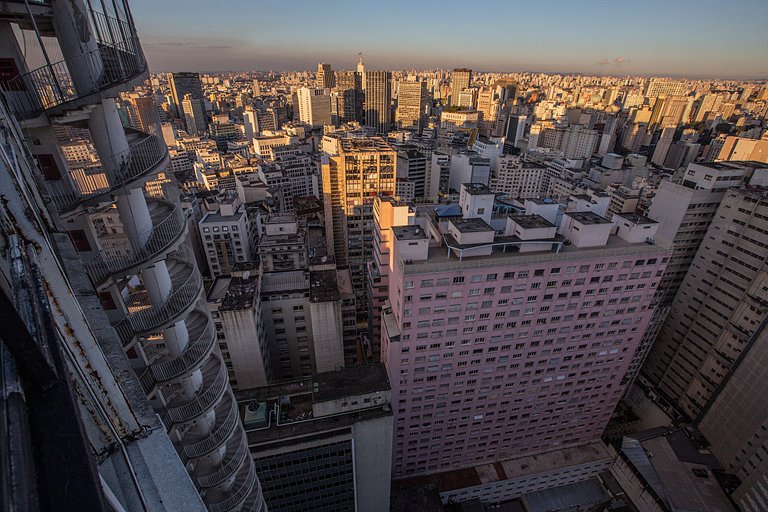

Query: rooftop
left=260, top=270, right=307, bottom=294
left=450, top=217, right=494, bottom=233
left=209, top=276, right=259, bottom=311
left=338, top=136, right=394, bottom=153
left=393, top=225, right=428, bottom=241
left=462, top=183, right=493, bottom=195
left=616, top=212, right=657, bottom=225
left=509, top=214, right=556, bottom=230
left=309, top=269, right=340, bottom=302
left=566, top=211, right=612, bottom=225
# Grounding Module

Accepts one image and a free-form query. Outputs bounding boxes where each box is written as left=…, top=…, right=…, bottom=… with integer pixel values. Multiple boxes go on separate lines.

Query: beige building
left=450, top=68, right=472, bottom=106
left=322, top=137, right=396, bottom=316
left=395, top=79, right=427, bottom=132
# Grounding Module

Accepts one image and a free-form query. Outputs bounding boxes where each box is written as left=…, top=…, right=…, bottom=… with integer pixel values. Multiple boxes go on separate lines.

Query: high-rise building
left=198, top=193, right=254, bottom=276
left=357, top=52, right=366, bottom=89
left=364, top=71, right=392, bottom=133
left=322, top=137, right=396, bottom=348
left=170, top=71, right=204, bottom=115
left=450, top=68, right=472, bottom=106
left=0, top=1, right=265, bottom=510
left=182, top=93, right=207, bottom=135
left=124, top=92, right=160, bottom=132
left=396, top=147, right=428, bottom=198
left=296, top=87, right=332, bottom=128
left=335, top=70, right=363, bottom=123
left=645, top=182, right=768, bottom=419
left=395, top=79, right=427, bottom=132
left=374, top=186, right=670, bottom=480
left=698, top=311, right=768, bottom=512
left=505, top=114, right=527, bottom=145
left=316, top=62, right=335, bottom=89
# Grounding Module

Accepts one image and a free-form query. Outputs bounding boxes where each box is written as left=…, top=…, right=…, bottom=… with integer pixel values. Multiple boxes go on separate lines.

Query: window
left=453, top=276, right=465, bottom=284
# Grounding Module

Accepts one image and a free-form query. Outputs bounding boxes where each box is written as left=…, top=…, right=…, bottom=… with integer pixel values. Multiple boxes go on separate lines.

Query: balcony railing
left=165, top=357, right=227, bottom=425
left=183, top=395, right=239, bottom=461
left=45, top=127, right=168, bottom=214
left=85, top=199, right=185, bottom=285
left=195, top=427, right=248, bottom=488
left=207, top=462, right=257, bottom=512
left=1, top=10, right=145, bottom=119
left=115, top=259, right=202, bottom=345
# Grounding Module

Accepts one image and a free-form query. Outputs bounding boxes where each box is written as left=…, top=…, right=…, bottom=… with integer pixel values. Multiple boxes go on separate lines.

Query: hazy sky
left=131, top=0, right=768, bottom=79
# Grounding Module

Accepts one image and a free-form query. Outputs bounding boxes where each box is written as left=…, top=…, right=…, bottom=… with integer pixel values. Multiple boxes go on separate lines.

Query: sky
left=130, top=0, right=768, bottom=79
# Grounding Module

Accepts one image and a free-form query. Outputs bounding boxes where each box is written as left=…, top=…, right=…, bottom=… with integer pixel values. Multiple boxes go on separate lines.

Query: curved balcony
left=242, top=490, right=267, bottom=512
left=85, top=198, right=187, bottom=286
left=1, top=10, right=146, bottom=119
left=180, top=393, right=239, bottom=463
left=165, top=355, right=228, bottom=425
left=206, top=461, right=257, bottom=512
left=45, top=127, right=169, bottom=214
left=137, top=310, right=215, bottom=395
left=196, top=430, right=250, bottom=489
left=115, top=257, right=202, bottom=345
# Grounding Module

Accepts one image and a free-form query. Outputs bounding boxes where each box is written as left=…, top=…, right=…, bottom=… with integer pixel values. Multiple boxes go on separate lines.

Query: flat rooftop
left=393, top=225, right=428, bottom=241
left=338, top=137, right=394, bottom=153
left=309, top=269, right=339, bottom=302
left=214, top=276, right=259, bottom=311
left=450, top=217, right=494, bottom=233
left=509, top=214, right=556, bottom=230
left=261, top=270, right=307, bottom=294
left=616, top=212, right=657, bottom=225
left=462, top=183, right=493, bottom=195
left=566, top=211, right=612, bottom=225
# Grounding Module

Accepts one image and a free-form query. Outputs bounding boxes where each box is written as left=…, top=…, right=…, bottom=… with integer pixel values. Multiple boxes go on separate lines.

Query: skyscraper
left=0, top=1, right=265, bottom=510
left=374, top=186, right=670, bottom=480
left=322, top=137, right=396, bottom=358
left=296, top=86, right=332, bottom=128
left=316, top=62, right=335, bottom=89
left=169, top=71, right=204, bottom=115
left=364, top=70, right=392, bottom=133
left=450, top=68, right=472, bottom=106
left=182, top=93, right=207, bottom=135
left=395, top=79, right=427, bottom=132
left=335, top=70, right=363, bottom=123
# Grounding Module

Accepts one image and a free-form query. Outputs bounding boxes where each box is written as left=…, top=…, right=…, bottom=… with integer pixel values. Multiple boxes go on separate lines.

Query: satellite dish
left=242, top=271, right=250, bottom=279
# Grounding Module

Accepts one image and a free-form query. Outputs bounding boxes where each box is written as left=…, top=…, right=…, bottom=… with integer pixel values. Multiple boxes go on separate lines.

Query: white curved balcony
left=1, top=10, right=146, bottom=119
left=165, top=355, right=228, bottom=425
left=45, top=127, right=168, bottom=214
left=85, top=198, right=186, bottom=286
left=115, top=257, right=202, bottom=345
left=205, top=461, right=257, bottom=512
left=180, top=393, right=239, bottom=462
left=137, top=310, right=215, bottom=395
left=195, top=430, right=250, bottom=489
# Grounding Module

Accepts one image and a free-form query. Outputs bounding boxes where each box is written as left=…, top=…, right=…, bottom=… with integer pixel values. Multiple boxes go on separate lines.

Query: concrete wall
left=353, top=414, right=394, bottom=512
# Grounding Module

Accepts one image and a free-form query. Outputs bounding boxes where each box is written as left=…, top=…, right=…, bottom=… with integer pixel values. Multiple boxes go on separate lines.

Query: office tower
left=364, top=70, right=392, bottom=133
left=170, top=71, right=204, bottom=114
left=651, top=125, right=676, bottom=166
left=477, top=88, right=501, bottom=136
left=243, top=364, right=393, bottom=512
left=252, top=79, right=262, bottom=96
left=316, top=62, right=335, bottom=89
left=663, top=140, right=701, bottom=169
left=645, top=184, right=768, bottom=419
left=182, top=93, right=207, bottom=135
left=296, top=87, right=332, bottom=128
left=322, top=137, right=396, bottom=353
left=698, top=316, right=768, bottom=512
left=243, top=106, right=260, bottom=139
left=375, top=186, right=670, bottom=480
left=0, top=1, right=265, bottom=510
left=505, top=114, right=527, bottom=145
left=396, top=147, right=428, bottom=198
left=489, top=154, right=546, bottom=197
left=198, top=194, right=253, bottom=276
left=645, top=78, right=687, bottom=98
left=450, top=68, right=472, bottom=106
left=559, top=124, right=599, bottom=159
left=335, top=70, right=363, bottom=123
left=125, top=92, right=160, bottom=132
left=396, top=79, right=427, bottom=132
left=207, top=271, right=272, bottom=390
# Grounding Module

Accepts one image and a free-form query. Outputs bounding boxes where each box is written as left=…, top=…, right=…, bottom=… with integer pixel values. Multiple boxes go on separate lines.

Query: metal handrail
left=150, top=317, right=215, bottom=383
left=194, top=422, right=247, bottom=485
left=84, top=199, right=185, bottom=284
left=123, top=260, right=201, bottom=335
left=207, top=462, right=257, bottom=512
left=182, top=393, right=238, bottom=460
left=1, top=10, right=144, bottom=118
left=166, top=357, right=227, bottom=424
left=241, top=479, right=266, bottom=512
left=45, top=127, right=168, bottom=213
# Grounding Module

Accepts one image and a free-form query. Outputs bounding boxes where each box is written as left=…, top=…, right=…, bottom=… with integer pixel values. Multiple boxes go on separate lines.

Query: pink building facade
left=375, top=192, right=670, bottom=479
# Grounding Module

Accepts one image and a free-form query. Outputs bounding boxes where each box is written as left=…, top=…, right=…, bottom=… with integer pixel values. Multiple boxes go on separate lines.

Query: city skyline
left=132, top=0, right=768, bottom=78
